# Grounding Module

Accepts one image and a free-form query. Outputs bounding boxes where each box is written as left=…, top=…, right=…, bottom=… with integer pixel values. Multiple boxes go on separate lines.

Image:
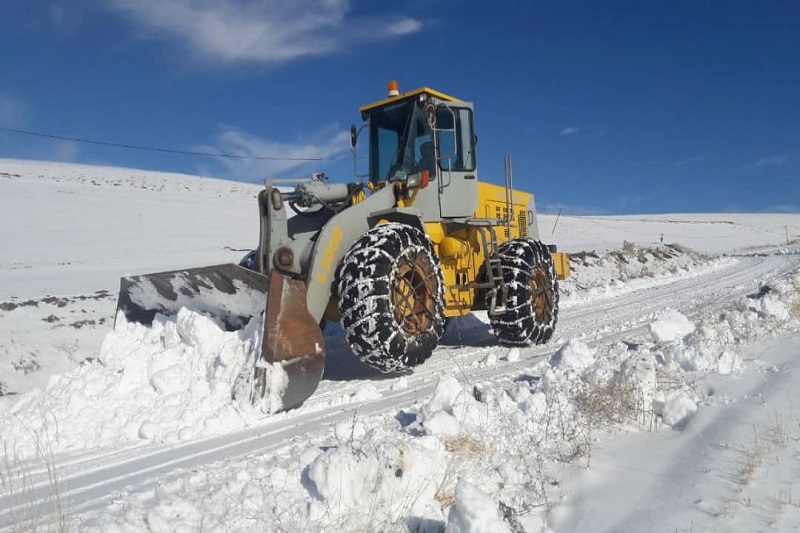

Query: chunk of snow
left=660, top=390, right=697, bottom=428
left=426, top=375, right=463, bottom=415
left=549, top=339, right=595, bottom=370
left=149, top=364, right=191, bottom=395
left=445, top=481, right=512, bottom=533
left=307, top=448, right=379, bottom=511
left=620, top=353, right=657, bottom=408
left=391, top=376, right=410, bottom=390
left=333, top=418, right=367, bottom=444
left=174, top=308, right=226, bottom=353
left=716, top=349, right=742, bottom=375
left=417, top=375, right=491, bottom=438
left=422, top=410, right=461, bottom=437
left=760, top=293, right=789, bottom=320
left=503, top=347, right=521, bottom=362
left=138, top=420, right=163, bottom=442
left=508, top=383, right=532, bottom=404
left=674, top=322, right=746, bottom=374
left=249, top=360, right=290, bottom=415
left=649, top=309, right=696, bottom=343
left=350, top=383, right=381, bottom=401
left=306, top=439, right=447, bottom=526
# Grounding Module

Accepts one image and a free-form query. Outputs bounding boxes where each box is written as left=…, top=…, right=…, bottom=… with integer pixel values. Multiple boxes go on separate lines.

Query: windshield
left=368, top=99, right=433, bottom=183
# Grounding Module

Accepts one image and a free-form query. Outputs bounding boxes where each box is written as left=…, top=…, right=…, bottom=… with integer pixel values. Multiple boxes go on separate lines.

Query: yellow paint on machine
left=551, top=252, right=571, bottom=280
left=314, top=226, right=344, bottom=283
left=424, top=181, right=568, bottom=317
left=359, top=86, right=460, bottom=114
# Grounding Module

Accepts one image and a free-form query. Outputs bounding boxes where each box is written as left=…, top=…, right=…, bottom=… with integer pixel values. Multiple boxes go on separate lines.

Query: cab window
left=367, top=99, right=475, bottom=182
left=435, top=107, right=475, bottom=172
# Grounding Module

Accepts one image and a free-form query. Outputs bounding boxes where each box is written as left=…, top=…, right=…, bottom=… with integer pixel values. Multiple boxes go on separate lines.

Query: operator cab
left=356, top=82, right=479, bottom=219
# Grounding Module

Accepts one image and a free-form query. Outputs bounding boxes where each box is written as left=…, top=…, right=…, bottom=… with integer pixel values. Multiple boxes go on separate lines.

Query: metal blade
left=116, top=264, right=270, bottom=331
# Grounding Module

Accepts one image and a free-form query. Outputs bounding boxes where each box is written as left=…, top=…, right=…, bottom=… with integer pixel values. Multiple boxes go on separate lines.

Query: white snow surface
left=648, top=309, right=696, bottom=343
left=1, top=158, right=799, bottom=532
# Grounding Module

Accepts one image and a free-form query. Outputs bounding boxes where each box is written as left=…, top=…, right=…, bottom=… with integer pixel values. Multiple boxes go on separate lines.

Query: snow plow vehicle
left=116, top=81, right=570, bottom=411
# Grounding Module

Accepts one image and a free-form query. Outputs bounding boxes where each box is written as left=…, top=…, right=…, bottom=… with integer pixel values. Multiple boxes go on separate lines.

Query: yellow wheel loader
left=116, top=82, right=570, bottom=411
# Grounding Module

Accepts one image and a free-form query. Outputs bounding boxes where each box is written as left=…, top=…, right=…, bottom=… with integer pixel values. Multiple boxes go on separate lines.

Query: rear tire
left=488, top=239, right=559, bottom=346
left=336, top=223, right=445, bottom=372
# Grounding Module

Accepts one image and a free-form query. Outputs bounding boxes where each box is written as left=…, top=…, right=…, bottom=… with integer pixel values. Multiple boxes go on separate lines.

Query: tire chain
left=488, top=239, right=560, bottom=345
left=336, top=223, right=446, bottom=372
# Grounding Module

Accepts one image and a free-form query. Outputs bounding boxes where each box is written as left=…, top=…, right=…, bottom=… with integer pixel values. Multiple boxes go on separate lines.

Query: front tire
left=488, top=239, right=559, bottom=346
left=336, top=223, right=445, bottom=372
left=239, top=250, right=257, bottom=271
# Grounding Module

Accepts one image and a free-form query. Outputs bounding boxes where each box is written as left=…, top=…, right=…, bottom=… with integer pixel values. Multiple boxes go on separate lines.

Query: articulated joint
left=274, top=246, right=294, bottom=270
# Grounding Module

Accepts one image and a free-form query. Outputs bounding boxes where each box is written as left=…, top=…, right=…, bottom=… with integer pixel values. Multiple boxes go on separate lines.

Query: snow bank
left=655, top=276, right=800, bottom=376
left=0, top=309, right=280, bottom=458
left=562, top=243, right=714, bottom=296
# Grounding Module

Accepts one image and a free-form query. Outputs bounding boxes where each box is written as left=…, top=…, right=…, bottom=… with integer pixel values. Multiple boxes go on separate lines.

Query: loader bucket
left=252, top=270, right=325, bottom=410
left=116, top=264, right=325, bottom=411
left=116, top=264, right=271, bottom=330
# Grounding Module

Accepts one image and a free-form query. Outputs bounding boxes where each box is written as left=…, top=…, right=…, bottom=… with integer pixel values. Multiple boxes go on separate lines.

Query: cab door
left=434, top=104, right=479, bottom=218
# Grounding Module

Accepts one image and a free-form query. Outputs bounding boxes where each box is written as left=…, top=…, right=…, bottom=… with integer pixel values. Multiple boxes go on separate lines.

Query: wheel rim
left=392, top=249, right=436, bottom=335
left=530, top=265, right=554, bottom=323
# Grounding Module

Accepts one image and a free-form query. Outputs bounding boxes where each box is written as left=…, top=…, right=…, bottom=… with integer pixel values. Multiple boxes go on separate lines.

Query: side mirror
left=350, top=124, right=358, bottom=151
left=426, top=104, right=437, bottom=129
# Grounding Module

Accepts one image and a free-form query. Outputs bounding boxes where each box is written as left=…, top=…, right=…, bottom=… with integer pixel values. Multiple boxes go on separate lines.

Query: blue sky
left=1, top=0, right=798, bottom=214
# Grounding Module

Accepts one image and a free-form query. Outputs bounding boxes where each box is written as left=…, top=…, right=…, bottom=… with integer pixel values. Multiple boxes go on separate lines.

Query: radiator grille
left=486, top=202, right=528, bottom=238
left=518, top=209, right=527, bottom=237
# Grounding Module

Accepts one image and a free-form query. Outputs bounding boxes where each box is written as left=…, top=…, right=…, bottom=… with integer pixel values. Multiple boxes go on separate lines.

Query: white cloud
left=384, top=17, right=423, bottom=36
left=201, top=125, right=350, bottom=181
left=104, top=0, right=424, bottom=65
left=559, top=126, right=580, bottom=137
left=752, top=155, right=790, bottom=167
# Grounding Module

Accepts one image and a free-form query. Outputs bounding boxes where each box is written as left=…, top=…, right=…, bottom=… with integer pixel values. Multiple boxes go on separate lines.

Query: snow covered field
left=1, top=158, right=799, bottom=532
